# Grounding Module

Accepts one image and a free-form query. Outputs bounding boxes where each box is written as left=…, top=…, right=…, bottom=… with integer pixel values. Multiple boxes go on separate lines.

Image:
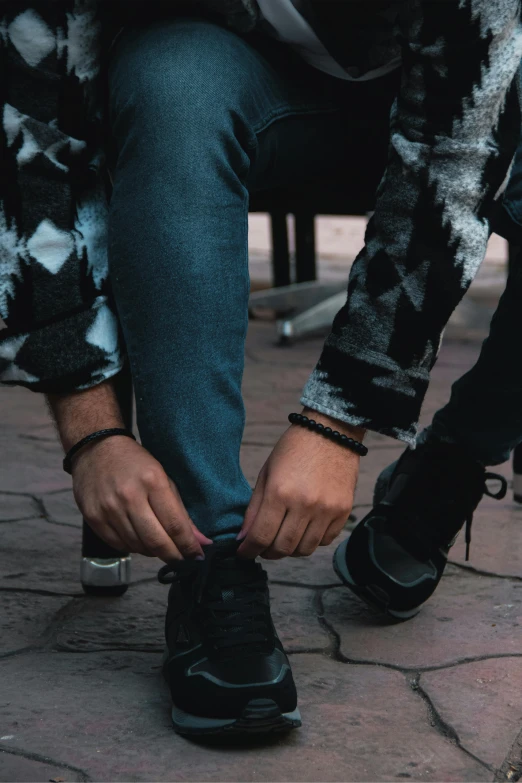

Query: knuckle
left=271, top=482, right=295, bottom=505
left=82, top=506, right=99, bottom=524
left=115, top=482, right=138, bottom=504
left=252, top=531, right=274, bottom=550
left=324, top=501, right=351, bottom=518
left=262, top=550, right=284, bottom=561
left=301, top=493, right=320, bottom=509
left=179, top=540, right=201, bottom=557
left=163, top=518, right=184, bottom=538
left=300, top=537, right=322, bottom=556
left=320, top=533, right=336, bottom=546
left=276, top=536, right=297, bottom=557
left=142, top=468, right=165, bottom=490
left=144, top=537, right=167, bottom=556
left=100, top=496, right=120, bottom=516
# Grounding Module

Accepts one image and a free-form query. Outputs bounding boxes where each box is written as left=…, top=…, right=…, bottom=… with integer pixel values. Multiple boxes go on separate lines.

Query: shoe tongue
left=221, top=586, right=235, bottom=603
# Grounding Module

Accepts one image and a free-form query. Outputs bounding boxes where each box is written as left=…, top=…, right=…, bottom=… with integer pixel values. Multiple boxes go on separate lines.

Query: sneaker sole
left=171, top=699, right=302, bottom=736
left=333, top=537, right=421, bottom=621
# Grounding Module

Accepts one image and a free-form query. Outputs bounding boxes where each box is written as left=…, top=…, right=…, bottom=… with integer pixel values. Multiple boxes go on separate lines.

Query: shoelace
left=158, top=542, right=272, bottom=656
left=462, top=472, right=507, bottom=560
left=386, top=470, right=507, bottom=562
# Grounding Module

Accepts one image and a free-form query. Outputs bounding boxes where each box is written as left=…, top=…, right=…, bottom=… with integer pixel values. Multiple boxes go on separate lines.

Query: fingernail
left=236, top=530, right=246, bottom=541
left=195, top=555, right=205, bottom=561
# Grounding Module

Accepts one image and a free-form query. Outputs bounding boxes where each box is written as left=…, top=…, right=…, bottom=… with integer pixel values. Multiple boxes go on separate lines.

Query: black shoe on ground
left=333, top=441, right=507, bottom=620
left=158, top=540, right=301, bottom=736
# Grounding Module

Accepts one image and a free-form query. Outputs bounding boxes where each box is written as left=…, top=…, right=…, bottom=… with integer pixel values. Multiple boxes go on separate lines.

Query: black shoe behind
left=158, top=540, right=301, bottom=736
left=333, top=441, right=507, bottom=620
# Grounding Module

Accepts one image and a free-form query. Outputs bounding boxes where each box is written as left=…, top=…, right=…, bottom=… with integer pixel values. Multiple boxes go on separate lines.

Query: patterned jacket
left=1, top=0, right=522, bottom=444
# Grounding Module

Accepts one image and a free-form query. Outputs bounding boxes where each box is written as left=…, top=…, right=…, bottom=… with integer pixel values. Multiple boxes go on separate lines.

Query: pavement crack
left=319, top=588, right=522, bottom=674
left=0, top=516, right=36, bottom=524
left=0, top=490, right=37, bottom=498
left=495, top=724, right=522, bottom=781
left=50, top=646, right=162, bottom=655
left=411, top=673, right=494, bottom=774
left=18, top=433, right=56, bottom=443
left=315, top=588, right=348, bottom=663
left=448, top=559, right=522, bottom=583
left=0, top=586, right=82, bottom=597
left=0, top=745, right=90, bottom=781
left=36, top=496, right=80, bottom=529
left=0, top=645, right=36, bottom=661
left=287, top=648, right=330, bottom=656
left=270, top=579, right=342, bottom=590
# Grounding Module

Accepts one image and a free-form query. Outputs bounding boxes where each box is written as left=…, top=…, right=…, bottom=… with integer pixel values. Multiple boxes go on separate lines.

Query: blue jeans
left=107, top=17, right=398, bottom=538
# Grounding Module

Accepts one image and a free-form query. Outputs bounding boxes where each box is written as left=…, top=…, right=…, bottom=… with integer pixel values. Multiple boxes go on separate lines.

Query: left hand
left=237, top=408, right=364, bottom=559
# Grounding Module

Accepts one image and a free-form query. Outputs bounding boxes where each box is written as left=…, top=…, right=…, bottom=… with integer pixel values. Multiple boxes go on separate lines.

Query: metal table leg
left=249, top=282, right=347, bottom=343
left=513, top=443, right=522, bottom=504
left=81, top=362, right=133, bottom=596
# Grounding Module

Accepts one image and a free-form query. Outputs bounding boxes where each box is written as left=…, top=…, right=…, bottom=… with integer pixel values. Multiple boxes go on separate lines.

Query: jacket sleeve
left=301, top=0, right=522, bottom=445
left=0, top=0, right=124, bottom=393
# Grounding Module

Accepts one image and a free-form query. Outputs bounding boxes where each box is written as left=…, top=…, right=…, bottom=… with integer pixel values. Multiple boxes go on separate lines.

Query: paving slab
left=52, top=582, right=328, bottom=656
left=450, top=497, right=522, bottom=579
left=2, top=313, right=521, bottom=782
left=0, top=434, right=71, bottom=495
left=0, top=592, right=73, bottom=656
left=0, top=492, right=40, bottom=523
left=421, top=657, right=522, bottom=770
left=0, top=518, right=159, bottom=594
left=0, top=652, right=489, bottom=782
left=0, top=751, right=86, bottom=783
left=37, top=491, right=82, bottom=529
left=322, top=564, right=522, bottom=669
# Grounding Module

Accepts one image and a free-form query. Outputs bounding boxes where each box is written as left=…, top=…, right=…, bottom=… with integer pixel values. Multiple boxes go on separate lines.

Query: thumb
left=237, top=463, right=268, bottom=541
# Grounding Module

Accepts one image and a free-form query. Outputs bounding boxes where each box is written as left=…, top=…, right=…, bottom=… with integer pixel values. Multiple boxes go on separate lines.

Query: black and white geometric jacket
left=1, top=1, right=522, bottom=445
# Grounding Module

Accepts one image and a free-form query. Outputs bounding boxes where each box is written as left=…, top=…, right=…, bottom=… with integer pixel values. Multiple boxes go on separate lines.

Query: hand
left=71, top=436, right=212, bottom=561
left=237, top=409, right=363, bottom=559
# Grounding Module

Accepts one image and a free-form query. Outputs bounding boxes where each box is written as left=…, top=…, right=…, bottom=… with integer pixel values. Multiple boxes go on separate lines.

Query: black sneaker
left=333, top=441, right=507, bottom=620
left=157, top=540, right=301, bottom=736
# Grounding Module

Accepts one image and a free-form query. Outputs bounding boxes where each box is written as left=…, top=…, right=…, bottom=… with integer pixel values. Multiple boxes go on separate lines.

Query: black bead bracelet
left=63, top=428, right=136, bottom=474
left=288, top=413, right=368, bottom=457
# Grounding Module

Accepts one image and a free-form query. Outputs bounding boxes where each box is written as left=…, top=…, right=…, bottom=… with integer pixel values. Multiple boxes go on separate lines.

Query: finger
left=293, top=518, right=332, bottom=558
left=237, top=463, right=267, bottom=541
left=261, top=509, right=311, bottom=560
left=128, top=503, right=184, bottom=561
left=191, top=523, right=214, bottom=546
left=148, top=488, right=203, bottom=559
left=97, top=503, right=146, bottom=555
left=112, top=514, right=147, bottom=555
left=319, top=516, right=349, bottom=547
left=237, top=492, right=287, bottom=560
left=94, top=522, right=129, bottom=554
left=168, top=478, right=213, bottom=546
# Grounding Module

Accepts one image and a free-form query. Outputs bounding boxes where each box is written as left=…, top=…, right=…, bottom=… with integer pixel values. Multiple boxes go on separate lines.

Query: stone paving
left=1, top=298, right=522, bottom=782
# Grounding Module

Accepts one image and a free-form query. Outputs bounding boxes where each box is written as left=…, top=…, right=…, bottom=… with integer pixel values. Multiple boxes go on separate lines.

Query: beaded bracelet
left=288, top=413, right=368, bottom=457
left=63, top=428, right=136, bottom=474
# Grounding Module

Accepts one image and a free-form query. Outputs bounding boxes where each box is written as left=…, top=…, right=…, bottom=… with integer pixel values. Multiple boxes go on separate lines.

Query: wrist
left=46, top=379, right=125, bottom=453
left=66, top=428, right=136, bottom=475
left=300, top=407, right=366, bottom=442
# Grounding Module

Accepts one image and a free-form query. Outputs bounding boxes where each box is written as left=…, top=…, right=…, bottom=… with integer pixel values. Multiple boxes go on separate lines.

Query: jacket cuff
left=0, top=297, right=124, bottom=394
left=300, top=339, right=430, bottom=446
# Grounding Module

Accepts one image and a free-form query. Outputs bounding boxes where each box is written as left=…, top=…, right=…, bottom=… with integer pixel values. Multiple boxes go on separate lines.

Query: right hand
left=71, top=436, right=212, bottom=561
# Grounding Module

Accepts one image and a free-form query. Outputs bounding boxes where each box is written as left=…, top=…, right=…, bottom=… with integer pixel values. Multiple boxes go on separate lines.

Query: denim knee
left=108, top=17, right=257, bottom=145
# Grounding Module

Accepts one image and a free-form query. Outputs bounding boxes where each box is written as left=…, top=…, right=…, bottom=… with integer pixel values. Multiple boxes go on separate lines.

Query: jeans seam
left=239, top=183, right=255, bottom=499
left=250, top=105, right=342, bottom=139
